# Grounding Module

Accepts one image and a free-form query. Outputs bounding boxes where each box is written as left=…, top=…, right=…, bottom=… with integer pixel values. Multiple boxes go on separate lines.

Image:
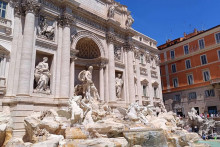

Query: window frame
left=171, top=63, right=177, bottom=73
left=183, top=45, right=189, bottom=55
left=202, top=69, right=211, bottom=82
left=185, top=59, right=191, bottom=69
left=170, top=50, right=175, bottom=60
left=215, top=32, right=220, bottom=44
left=0, top=1, right=7, bottom=18
left=143, top=85, right=147, bottom=97
left=187, top=74, right=194, bottom=85
left=172, top=77, right=179, bottom=88
left=140, top=54, right=144, bottom=64
left=173, top=94, right=181, bottom=102
left=205, top=89, right=215, bottom=98
left=218, top=50, right=220, bottom=60
left=200, top=54, right=208, bottom=65
left=198, top=38, right=205, bottom=49
left=188, top=92, right=197, bottom=100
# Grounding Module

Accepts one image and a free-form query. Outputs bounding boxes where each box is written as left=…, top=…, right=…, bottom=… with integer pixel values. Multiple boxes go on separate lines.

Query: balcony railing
left=0, top=77, right=6, bottom=95
left=0, top=17, right=12, bottom=35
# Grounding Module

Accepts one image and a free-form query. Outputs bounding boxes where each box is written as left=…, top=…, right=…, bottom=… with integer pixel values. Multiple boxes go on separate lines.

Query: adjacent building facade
left=159, top=26, right=220, bottom=116
left=0, top=0, right=162, bottom=136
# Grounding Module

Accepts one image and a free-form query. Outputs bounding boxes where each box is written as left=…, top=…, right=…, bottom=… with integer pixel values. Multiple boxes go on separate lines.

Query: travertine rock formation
left=188, top=108, right=215, bottom=136
left=0, top=107, right=13, bottom=147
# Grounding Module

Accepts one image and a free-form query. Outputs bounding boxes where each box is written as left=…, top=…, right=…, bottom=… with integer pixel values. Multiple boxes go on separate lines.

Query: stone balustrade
left=0, top=17, right=12, bottom=34
left=0, top=77, right=6, bottom=94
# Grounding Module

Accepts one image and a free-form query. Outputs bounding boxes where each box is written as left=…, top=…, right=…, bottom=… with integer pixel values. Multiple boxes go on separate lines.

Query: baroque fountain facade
left=0, top=0, right=212, bottom=146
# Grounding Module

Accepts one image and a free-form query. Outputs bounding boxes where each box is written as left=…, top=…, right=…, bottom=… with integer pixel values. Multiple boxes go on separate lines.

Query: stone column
left=104, top=66, right=109, bottom=102
left=69, top=58, right=75, bottom=97
left=135, top=55, right=142, bottom=105
left=0, top=56, right=6, bottom=76
left=6, top=3, right=22, bottom=96
left=60, top=14, right=72, bottom=98
left=107, top=34, right=116, bottom=102
left=17, top=0, right=40, bottom=95
left=99, top=65, right=104, bottom=101
left=124, top=43, right=136, bottom=103
left=55, top=24, right=63, bottom=97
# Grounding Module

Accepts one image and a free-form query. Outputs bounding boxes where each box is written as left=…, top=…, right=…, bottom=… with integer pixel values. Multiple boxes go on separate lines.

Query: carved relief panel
left=37, top=15, right=55, bottom=41
left=114, top=45, right=122, bottom=61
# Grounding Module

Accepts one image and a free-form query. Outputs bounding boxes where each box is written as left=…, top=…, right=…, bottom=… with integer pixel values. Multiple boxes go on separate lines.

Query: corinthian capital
left=123, top=41, right=134, bottom=52
left=13, top=1, right=22, bottom=17
left=57, top=13, right=73, bottom=27
left=106, top=32, right=116, bottom=43
left=22, top=0, right=40, bottom=14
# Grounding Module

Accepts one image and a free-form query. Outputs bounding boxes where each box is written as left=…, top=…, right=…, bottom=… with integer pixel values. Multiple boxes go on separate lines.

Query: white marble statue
left=78, top=66, right=100, bottom=101
left=125, top=15, right=134, bottom=28
left=108, top=4, right=117, bottom=18
left=188, top=108, right=215, bottom=136
left=115, top=74, right=123, bottom=100
left=37, top=16, right=55, bottom=40
left=34, top=57, right=51, bottom=94
left=127, top=102, right=148, bottom=125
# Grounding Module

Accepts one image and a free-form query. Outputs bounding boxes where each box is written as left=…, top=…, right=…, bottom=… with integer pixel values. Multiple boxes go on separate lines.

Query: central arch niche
left=76, top=37, right=101, bottom=59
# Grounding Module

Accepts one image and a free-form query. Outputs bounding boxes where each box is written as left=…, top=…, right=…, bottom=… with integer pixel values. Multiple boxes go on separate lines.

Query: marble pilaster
left=0, top=57, right=6, bottom=76
left=104, top=66, right=109, bottom=102
left=107, top=34, right=116, bottom=102
left=135, top=57, right=142, bottom=105
left=17, top=1, right=40, bottom=95
left=124, top=43, right=136, bottom=103
left=55, top=25, right=63, bottom=97
left=60, top=14, right=72, bottom=98
left=6, top=4, right=22, bottom=96
left=69, top=58, right=75, bottom=97
left=99, top=66, right=104, bottom=101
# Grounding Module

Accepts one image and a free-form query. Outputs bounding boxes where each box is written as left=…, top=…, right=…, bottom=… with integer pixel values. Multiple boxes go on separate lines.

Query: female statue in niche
left=115, top=73, right=123, bottom=100
left=34, top=57, right=51, bottom=94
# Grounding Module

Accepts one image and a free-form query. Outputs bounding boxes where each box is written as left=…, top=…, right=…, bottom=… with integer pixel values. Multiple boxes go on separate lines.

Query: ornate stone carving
left=76, top=66, right=100, bottom=101
left=146, top=53, right=151, bottom=63
left=108, top=4, right=117, bottom=19
left=140, top=67, right=147, bottom=76
left=155, top=56, right=161, bottom=66
left=21, top=0, right=41, bottom=14
left=106, top=32, right=116, bottom=43
left=127, top=102, right=148, bottom=124
left=151, top=70, right=158, bottom=79
left=188, top=108, right=215, bottom=136
left=34, top=57, right=51, bottom=94
left=115, top=73, right=123, bottom=100
left=37, top=16, right=55, bottom=40
left=125, top=15, right=134, bottom=28
left=114, top=45, right=122, bottom=61
left=123, top=41, right=134, bottom=52
left=134, top=50, right=140, bottom=59
left=13, top=1, right=22, bottom=16
left=58, top=13, right=73, bottom=27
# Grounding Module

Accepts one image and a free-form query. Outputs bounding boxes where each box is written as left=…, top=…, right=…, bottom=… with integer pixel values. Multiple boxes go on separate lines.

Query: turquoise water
left=197, top=140, right=220, bottom=147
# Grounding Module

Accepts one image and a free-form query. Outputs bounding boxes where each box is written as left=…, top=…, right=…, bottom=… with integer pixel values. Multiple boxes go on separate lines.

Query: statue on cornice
left=34, top=57, right=51, bottom=94
left=37, top=16, right=55, bottom=40
left=125, top=15, right=134, bottom=28
left=108, top=4, right=117, bottom=19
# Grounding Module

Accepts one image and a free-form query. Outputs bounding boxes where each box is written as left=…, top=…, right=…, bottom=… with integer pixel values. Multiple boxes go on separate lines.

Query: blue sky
left=117, top=0, right=220, bottom=46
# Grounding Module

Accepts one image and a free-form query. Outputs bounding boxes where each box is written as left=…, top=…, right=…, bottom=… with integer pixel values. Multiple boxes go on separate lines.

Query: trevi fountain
left=0, top=0, right=217, bottom=147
